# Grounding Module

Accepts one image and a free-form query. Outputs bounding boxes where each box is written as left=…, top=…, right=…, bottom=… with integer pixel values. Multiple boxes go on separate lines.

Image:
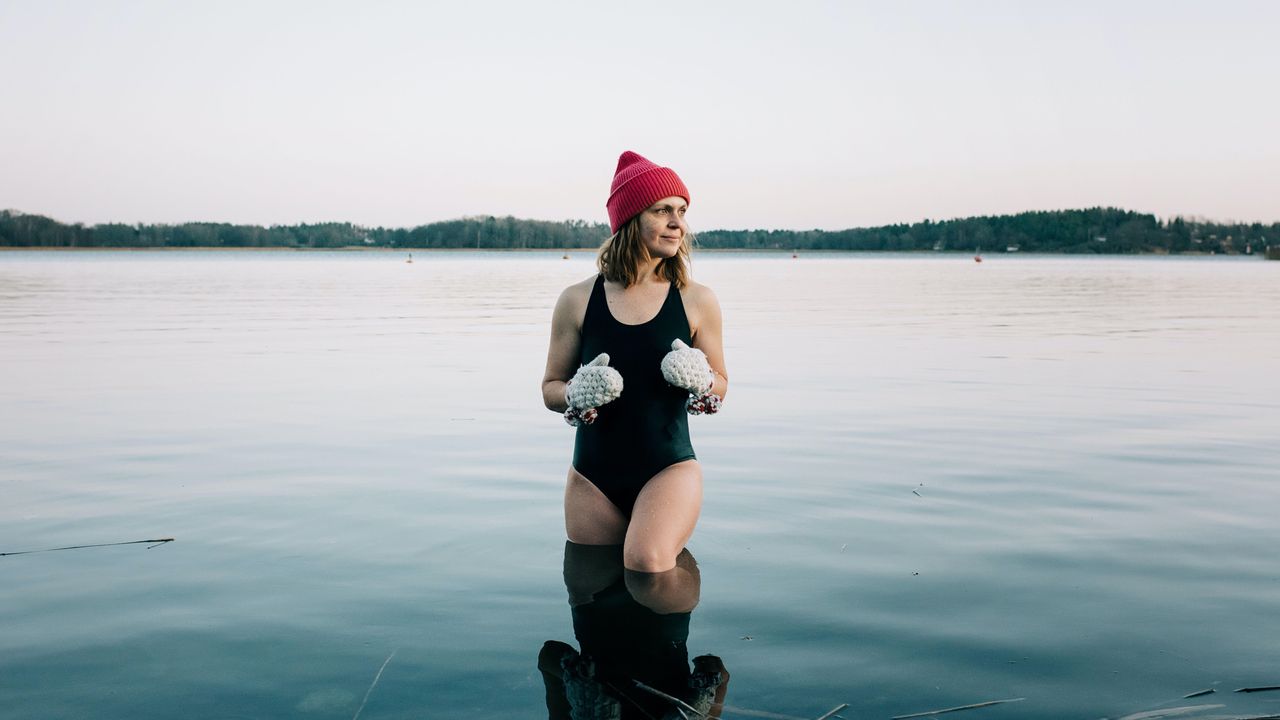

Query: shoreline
left=0, top=246, right=1256, bottom=257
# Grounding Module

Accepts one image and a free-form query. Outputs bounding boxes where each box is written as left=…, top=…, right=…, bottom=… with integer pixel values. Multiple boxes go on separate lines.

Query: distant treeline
left=697, top=208, right=1277, bottom=254
left=0, top=211, right=608, bottom=250
left=1, top=207, right=1275, bottom=254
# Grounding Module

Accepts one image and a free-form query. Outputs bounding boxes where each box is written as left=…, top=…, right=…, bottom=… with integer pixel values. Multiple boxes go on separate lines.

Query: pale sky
left=2, top=0, right=1277, bottom=231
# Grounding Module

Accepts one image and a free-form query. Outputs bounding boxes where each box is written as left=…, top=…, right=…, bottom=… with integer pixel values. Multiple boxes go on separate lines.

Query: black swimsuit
left=572, top=275, right=696, bottom=517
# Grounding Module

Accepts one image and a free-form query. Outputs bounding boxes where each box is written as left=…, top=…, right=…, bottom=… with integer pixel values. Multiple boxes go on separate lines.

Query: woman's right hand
left=564, top=353, right=623, bottom=426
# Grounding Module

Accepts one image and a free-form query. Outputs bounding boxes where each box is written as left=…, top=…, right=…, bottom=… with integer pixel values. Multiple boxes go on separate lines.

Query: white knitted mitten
left=564, top=353, right=623, bottom=426
left=661, top=339, right=713, bottom=394
left=661, top=339, right=722, bottom=415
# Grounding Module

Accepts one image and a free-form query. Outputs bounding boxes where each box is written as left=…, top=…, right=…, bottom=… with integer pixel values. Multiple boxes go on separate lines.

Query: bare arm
left=541, top=281, right=590, bottom=412
left=688, top=283, right=729, bottom=400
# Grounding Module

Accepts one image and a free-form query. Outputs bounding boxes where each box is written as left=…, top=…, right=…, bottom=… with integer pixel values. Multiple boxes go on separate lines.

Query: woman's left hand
left=661, top=339, right=713, bottom=394
left=662, top=339, right=722, bottom=415
left=660, top=338, right=721, bottom=412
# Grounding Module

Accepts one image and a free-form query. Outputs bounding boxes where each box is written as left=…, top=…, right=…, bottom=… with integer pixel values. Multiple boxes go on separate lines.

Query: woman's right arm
left=541, top=283, right=587, bottom=413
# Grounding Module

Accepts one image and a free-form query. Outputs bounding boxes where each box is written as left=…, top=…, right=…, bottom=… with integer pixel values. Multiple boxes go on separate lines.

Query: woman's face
left=636, top=196, right=688, bottom=260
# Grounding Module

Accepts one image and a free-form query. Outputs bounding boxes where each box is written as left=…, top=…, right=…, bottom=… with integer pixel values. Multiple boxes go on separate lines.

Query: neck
left=636, top=255, right=664, bottom=284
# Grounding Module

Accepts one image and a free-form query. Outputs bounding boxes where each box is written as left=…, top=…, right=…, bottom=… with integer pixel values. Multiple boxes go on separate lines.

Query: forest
left=1, top=207, right=1275, bottom=254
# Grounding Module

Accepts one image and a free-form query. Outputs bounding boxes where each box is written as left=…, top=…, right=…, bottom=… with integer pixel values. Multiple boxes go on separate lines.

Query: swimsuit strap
left=657, top=277, right=687, bottom=332
left=582, top=274, right=609, bottom=335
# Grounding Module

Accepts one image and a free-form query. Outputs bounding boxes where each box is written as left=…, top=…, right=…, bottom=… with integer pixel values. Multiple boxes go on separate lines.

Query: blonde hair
left=597, top=214, right=693, bottom=289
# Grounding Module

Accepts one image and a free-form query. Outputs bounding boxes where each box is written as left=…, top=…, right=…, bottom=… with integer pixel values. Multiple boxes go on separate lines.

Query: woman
left=542, top=151, right=728, bottom=574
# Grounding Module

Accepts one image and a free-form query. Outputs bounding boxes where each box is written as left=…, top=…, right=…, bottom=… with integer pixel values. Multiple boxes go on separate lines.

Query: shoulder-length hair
left=596, top=215, right=693, bottom=289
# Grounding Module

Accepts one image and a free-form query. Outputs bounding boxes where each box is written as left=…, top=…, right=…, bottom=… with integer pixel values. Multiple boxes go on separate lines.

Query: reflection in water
left=539, top=542, right=729, bottom=719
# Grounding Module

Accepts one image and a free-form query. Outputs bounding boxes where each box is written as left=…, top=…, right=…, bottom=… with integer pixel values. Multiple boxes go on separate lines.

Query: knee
left=623, top=543, right=677, bottom=573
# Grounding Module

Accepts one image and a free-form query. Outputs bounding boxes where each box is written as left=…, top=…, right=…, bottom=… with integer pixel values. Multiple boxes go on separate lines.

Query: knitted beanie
left=605, top=151, right=690, bottom=234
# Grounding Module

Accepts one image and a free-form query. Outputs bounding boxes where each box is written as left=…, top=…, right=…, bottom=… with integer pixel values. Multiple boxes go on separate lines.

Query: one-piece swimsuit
left=572, top=274, right=695, bottom=517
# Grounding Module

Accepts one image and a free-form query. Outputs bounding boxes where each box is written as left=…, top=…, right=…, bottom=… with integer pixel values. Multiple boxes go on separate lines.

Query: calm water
left=2, top=250, right=1278, bottom=720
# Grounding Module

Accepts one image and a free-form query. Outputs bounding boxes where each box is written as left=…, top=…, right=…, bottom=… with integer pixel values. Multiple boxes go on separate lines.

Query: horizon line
left=4, top=206, right=1279, bottom=234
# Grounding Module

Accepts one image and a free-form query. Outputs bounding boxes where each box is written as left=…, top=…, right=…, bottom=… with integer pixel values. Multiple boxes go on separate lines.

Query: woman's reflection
left=539, top=542, right=728, bottom=719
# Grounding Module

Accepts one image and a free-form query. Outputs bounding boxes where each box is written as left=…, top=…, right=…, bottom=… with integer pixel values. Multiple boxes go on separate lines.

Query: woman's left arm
left=690, top=284, right=729, bottom=400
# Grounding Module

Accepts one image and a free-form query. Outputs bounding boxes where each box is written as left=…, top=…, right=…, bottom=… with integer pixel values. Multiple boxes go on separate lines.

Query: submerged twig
left=1114, top=705, right=1224, bottom=720
left=0, top=538, right=174, bottom=557
left=815, top=703, right=849, bottom=720
left=633, top=680, right=705, bottom=717
left=717, top=704, right=811, bottom=720
left=892, top=697, right=1025, bottom=719
left=351, top=649, right=397, bottom=720
left=1235, top=686, right=1280, bottom=693
left=1183, top=689, right=1216, bottom=698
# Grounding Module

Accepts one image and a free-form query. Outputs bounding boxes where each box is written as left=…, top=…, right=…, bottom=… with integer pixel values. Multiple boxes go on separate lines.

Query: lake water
left=2, top=250, right=1278, bottom=720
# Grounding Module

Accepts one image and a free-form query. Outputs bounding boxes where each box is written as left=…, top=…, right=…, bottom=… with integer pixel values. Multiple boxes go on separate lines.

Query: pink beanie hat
left=605, top=151, right=690, bottom=234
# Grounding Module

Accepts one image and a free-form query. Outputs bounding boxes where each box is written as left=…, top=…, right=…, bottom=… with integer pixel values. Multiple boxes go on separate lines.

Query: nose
left=668, top=214, right=687, bottom=231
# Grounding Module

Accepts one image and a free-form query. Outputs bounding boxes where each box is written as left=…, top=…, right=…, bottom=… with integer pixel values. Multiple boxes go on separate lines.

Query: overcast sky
left=2, top=1, right=1276, bottom=230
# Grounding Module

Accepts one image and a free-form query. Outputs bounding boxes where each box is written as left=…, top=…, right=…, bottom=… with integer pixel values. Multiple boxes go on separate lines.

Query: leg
left=625, top=548, right=701, bottom=614
left=623, top=460, right=703, bottom=573
left=562, top=541, right=624, bottom=607
left=564, top=467, right=627, bottom=546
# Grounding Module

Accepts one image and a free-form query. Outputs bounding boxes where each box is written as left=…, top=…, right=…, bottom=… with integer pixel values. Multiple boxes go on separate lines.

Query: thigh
left=624, top=460, right=703, bottom=572
left=562, top=541, right=624, bottom=607
left=624, top=548, right=701, bottom=614
left=564, top=467, right=628, bottom=545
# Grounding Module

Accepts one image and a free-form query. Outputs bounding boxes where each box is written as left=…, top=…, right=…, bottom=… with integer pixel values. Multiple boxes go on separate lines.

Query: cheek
left=641, top=217, right=663, bottom=238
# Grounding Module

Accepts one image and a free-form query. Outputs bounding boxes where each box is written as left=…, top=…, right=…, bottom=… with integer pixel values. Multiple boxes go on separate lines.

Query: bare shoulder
left=680, top=280, right=722, bottom=332
left=559, top=274, right=597, bottom=303
left=552, top=274, right=598, bottom=330
left=680, top=280, right=721, bottom=312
